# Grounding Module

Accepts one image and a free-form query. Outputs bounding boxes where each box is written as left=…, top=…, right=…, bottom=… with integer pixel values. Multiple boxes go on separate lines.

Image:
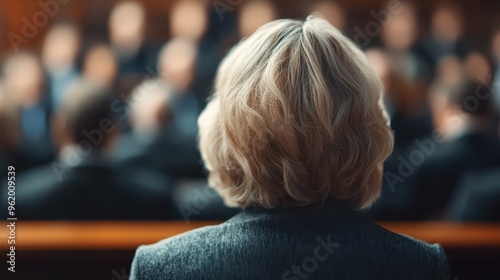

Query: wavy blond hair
left=198, top=15, right=393, bottom=209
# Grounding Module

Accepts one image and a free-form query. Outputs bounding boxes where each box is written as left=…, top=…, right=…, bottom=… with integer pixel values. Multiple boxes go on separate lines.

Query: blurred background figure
left=170, top=0, right=208, bottom=42
left=464, top=52, right=492, bottom=84
left=447, top=124, right=500, bottom=222
left=492, top=29, right=500, bottom=113
left=418, top=3, right=470, bottom=74
left=238, top=0, right=277, bottom=38
left=113, top=78, right=202, bottom=180
left=157, top=38, right=200, bottom=138
left=1, top=80, right=172, bottom=220
left=407, top=81, right=500, bottom=220
left=381, top=2, right=429, bottom=81
left=2, top=52, right=54, bottom=171
left=0, top=83, right=20, bottom=181
left=311, top=1, right=346, bottom=31
left=169, top=0, right=215, bottom=107
left=379, top=2, right=432, bottom=149
left=434, top=56, right=465, bottom=89
left=42, top=21, right=81, bottom=110
left=82, top=43, right=118, bottom=89
left=108, top=1, right=155, bottom=76
left=448, top=170, right=500, bottom=222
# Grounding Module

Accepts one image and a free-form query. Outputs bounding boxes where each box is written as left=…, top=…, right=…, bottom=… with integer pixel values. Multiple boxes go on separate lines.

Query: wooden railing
left=4, top=221, right=500, bottom=251
left=1, top=221, right=499, bottom=279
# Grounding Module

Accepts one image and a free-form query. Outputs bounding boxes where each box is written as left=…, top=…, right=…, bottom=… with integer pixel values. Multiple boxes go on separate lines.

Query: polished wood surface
left=3, top=221, right=500, bottom=251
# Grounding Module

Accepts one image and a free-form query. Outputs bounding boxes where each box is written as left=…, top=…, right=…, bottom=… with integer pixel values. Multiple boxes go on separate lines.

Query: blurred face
left=83, top=45, right=118, bottom=88
left=491, top=31, right=500, bottom=62
left=239, top=1, right=277, bottom=37
left=436, top=56, right=464, bottom=87
left=431, top=7, right=462, bottom=43
left=0, top=89, right=19, bottom=151
left=311, top=1, right=346, bottom=31
left=429, top=91, right=448, bottom=131
left=158, top=40, right=196, bottom=92
left=42, top=25, right=80, bottom=71
left=365, top=49, right=390, bottom=90
left=130, top=87, right=169, bottom=131
left=109, top=1, right=145, bottom=54
left=170, top=0, right=208, bottom=41
left=381, top=7, right=417, bottom=51
left=464, top=52, right=491, bottom=83
left=429, top=87, right=465, bottom=139
left=4, top=55, right=44, bottom=107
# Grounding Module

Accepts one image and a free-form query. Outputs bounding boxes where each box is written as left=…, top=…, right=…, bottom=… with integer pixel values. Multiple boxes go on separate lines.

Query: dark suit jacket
left=114, top=126, right=204, bottom=179
left=131, top=201, right=448, bottom=280
left=447, top=168, right=500, bottom=222
left=407, top=131, right=500, bottom=219
left=1, top=153, right=172, bottom=220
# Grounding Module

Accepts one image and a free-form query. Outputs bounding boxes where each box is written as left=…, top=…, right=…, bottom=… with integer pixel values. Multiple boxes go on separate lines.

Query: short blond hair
left=198, top=16, right=393, bottom=209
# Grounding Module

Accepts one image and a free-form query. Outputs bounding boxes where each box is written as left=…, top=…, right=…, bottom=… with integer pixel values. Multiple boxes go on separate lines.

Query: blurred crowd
left=0, top=0, right=499, bottom=221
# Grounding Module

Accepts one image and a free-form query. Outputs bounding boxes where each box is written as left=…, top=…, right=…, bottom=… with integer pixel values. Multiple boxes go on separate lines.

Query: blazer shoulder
left=375, top=225, right=449, bottom=279
left=130, top=224, right=224, bottom=279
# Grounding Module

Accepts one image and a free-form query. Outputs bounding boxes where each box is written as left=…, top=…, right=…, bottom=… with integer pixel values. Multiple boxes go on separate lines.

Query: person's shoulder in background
left=447, top=168, right=500, bottom=222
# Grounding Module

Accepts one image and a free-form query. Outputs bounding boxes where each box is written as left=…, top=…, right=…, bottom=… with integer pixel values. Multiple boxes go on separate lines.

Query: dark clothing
left=171, top=181, right=240, bottom=221
left=448, top=168, right=500, bottom=222
left=131, top=201, right=448, bottom=280
left=407, top=131, right=500, bottom=219
left=414, top=38, right=471, bottom=78
left=1, top=153, right=172, bottom=220
left=365, top=108, right=433, bottom=220
left=114, top=127, right=204, bottom=180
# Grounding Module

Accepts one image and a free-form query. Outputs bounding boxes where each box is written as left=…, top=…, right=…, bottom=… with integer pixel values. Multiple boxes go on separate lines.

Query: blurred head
left=53, top=80, right=118, bottom=152
left=430, top=81, right=493, bottom=136
left=198, top=16, right=394, bottom=210
left=82, top=44, right=118, bottom=88
left=158, top=38, right=197, bottom=92
left=311, top=1, right=346, bottom=31
left=129, top=79, right=171, bottom=132
left=42, top=22, right=80, bottom=72
left=170, top=0, right=208, bottom=41
left=491, top=30, right=500, bottom=62
left=464, top=52, right=492, bottom=84
left=2, top=52, right=44, bottom=107
left=0, top=84, right=19, bottom=151
left=239, top=0, right=278, bottom=38
left=381, top=2, right=418, bottom=51
left=431, top=3, right=463, bottom=43
left=365, top=48, right=390, bottom=90
left=108, top=1, right=146, bottom=56
left=435, top=56, right=465, bottom=88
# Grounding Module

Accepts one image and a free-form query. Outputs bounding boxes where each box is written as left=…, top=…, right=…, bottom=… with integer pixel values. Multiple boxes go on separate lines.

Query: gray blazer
left=131, top=201, right=448, bottom=280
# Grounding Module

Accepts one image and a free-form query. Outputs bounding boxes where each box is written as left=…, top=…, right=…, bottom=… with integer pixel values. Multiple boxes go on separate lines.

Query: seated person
left=113, top=79, right=204, bottom=179
left=130, top=16, right=448, bottom=280
left=0, top=84, right=20, bottom=181
left=2, top=52, right=54, bottom=171
left=406, top=81, right=500, bottom=220
left=447, top=168, right=500, bottom=222
left=1, top=80, right=172, bottom=220
left=447, top=125, right=500, bottom=221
